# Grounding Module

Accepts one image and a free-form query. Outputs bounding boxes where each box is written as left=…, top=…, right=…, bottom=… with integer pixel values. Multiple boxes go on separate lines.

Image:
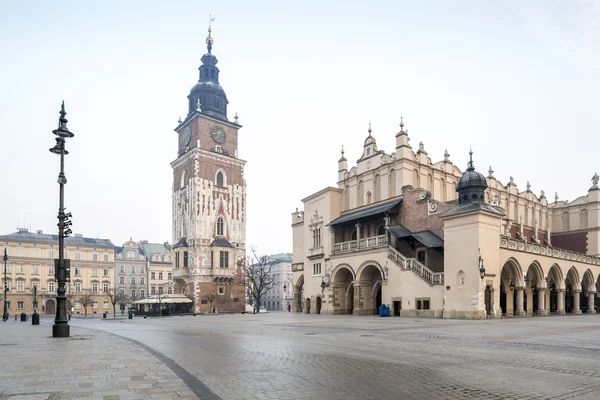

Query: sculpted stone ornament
left=417, top=142, right=427, bottom=155
left=488, top=166, right=494, bottom=179
left=555, top=192, right=559, bottom=203
left=444, top=149, right=450, bottom=163
left=592, top=172, right=599, bottom=188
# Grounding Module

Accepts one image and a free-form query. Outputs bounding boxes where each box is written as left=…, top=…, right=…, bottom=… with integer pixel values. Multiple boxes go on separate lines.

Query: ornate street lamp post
left=3, top=248, right=8, bottom=321
left=49, top=102, right=74, bottom=338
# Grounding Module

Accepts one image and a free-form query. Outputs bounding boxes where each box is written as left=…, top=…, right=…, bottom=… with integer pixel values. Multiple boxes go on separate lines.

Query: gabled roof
left=387, top=226, right=444, bottom=249
left=328, top=199, right=402, bottom=227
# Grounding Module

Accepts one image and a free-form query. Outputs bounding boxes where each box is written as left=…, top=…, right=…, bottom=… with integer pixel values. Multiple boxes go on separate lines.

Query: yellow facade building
left=1, top=228, right=115, bottom=317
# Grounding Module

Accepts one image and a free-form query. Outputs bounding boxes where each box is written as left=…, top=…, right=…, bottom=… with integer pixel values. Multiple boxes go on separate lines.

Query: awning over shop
left=328, top=199, right=402, bottom=227
left=132, top=294, right=193, bottom=304
left=387, top=225, right=444, bottom=249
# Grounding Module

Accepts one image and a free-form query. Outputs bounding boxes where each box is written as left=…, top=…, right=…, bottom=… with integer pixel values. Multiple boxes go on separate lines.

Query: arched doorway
left=525, top=262, right=545, bottom=316
left=331, top=265, right=354, bottom=315
left=581, top=269, right=595, bottom=314
left=305, top=297, right=311, bottom=314
left=46, top=299, right=55, bottom=315
left=356, top=264, right=383, bottom=315
left=565, top=267, right=581, bottom=314
left=500, top=259, right=523, bottom=316
left=316, top=296, right=322, bottom=314
left=293, top=275, right=304, bottom=313
left=547, top=264, right=564, bottom=314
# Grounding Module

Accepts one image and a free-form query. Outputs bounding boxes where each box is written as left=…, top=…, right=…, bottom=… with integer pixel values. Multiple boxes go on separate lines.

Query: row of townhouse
left=0, top=228, right=173, bottom=317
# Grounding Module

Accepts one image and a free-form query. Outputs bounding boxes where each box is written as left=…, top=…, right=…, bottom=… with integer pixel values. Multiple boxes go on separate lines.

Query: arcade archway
left=331, top=265, right=354, bottom=315
left=356, top=264, right=383, bottom=315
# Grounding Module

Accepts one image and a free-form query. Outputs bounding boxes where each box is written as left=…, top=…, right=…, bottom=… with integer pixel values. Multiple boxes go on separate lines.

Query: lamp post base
left=52, top=323, right=70, bottom=338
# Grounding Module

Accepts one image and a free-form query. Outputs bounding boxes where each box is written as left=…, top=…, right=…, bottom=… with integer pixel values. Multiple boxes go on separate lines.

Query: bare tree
left=105, top=288, right=127, bottom=319
left=243, top=248, right=278, bottom=313
left=77, top=289, right=94, bottom=319
left=204, top=292, right=218, bottom=313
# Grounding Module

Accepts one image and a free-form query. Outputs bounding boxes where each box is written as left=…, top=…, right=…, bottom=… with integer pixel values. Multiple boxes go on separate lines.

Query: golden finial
left=341, top=145, right=345, bottom=157
left=368, top=122, right=372, bottom=136
left=234, top=112, right=239, bottom=124
left=399, top=116, right=404, bottom=129
left=206, top=15, right=215, bottom=52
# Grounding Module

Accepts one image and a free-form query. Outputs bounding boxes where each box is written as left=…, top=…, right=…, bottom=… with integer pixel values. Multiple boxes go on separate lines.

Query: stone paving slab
left=70, top=312, right=600, bottom=400
left=0, top=319, right=199, bottom=400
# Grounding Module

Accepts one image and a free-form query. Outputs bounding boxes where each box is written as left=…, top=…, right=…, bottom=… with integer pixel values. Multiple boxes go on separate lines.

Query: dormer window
left=215, top=145, right=222, bottom=154
left=217, top=217, right=224, bottom=236
left=214, top=97, right=220, bottom=109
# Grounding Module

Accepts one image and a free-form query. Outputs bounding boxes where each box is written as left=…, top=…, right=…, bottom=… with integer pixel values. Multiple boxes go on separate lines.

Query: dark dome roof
left=190, top=81, right=225, bottom=94
left=456, top=168, right=487, bottom=190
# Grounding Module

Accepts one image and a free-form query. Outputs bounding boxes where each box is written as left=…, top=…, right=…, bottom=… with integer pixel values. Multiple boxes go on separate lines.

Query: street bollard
left=32, top=312, right=39, bottom=325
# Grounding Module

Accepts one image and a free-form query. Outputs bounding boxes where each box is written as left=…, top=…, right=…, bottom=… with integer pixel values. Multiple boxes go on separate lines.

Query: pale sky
left=1, top=0, right=599, bottom=255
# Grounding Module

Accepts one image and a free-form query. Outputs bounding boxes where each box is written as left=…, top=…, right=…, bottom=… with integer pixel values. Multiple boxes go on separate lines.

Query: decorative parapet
left=500, top=236, right=600, bottom=266
left=291, top=263, right=304, bottom=272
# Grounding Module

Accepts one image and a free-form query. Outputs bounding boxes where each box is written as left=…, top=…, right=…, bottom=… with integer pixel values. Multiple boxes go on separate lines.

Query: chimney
left=18, top=228, right=28, bottom=233
left=36, top=230, right=43, bottom=234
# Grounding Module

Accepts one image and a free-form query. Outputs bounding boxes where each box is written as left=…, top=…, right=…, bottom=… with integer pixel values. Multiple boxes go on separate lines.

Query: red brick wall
left=398, top=187, right=455, bottom=239
left=196, top=282, right=246, bottom=313
left=551, top=232, right=588, bottom=253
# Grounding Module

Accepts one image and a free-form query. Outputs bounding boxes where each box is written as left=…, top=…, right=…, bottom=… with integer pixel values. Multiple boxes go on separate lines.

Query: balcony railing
left=333, top=234, right=387, bottom=254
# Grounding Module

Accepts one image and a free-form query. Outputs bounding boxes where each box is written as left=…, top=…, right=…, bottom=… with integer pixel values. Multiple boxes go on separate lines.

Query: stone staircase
left=387, top=246, right=444, bottom=286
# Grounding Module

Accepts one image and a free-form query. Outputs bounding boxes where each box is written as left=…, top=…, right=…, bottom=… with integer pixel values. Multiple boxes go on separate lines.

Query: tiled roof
left=440, top=202, right=504, bottom=218
left=328, top=199, right=402, bottom=227
left=387, top=226, right=444, bottom=249
left=140, top=242, right=171, bottom=262
left=210, top=238, right=233, bottom=248
left=172, top=238, right=189, bottom=249
left=0, top=230, right=114, bottom=248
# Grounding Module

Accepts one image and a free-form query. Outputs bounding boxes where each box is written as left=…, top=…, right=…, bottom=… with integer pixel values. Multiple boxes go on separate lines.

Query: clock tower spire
left=187, top=16, right=229, bottom=121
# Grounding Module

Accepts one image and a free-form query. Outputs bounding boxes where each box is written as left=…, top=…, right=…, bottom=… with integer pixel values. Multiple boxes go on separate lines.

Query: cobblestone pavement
left=0, top=318, right=202, bottom=400
left=3, top=314, right=600, bottom=399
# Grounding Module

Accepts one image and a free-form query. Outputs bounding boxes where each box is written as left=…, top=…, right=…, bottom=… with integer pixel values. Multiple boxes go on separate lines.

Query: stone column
left=588, top=292, right=596, bottom=314
left=573, top=290, right=582, bottom=314
left=515, top=287, right=526, bottom=316
left=557, top=289, right=566, bottom=315
left=537, top=289, right=547, bottom=316
left=353, top=283, right=362, bottom=315
left=293, top=289, right=302, bottom=313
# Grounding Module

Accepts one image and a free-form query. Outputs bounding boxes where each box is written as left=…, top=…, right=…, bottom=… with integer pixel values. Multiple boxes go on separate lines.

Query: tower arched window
left=217, top=217, right=224, bottom=236
left=216, top=171, right=224, bottom=187
left=180, top=170, right=187, bottom=189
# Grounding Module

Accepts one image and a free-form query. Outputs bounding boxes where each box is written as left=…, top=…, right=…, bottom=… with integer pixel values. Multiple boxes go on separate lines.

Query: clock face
left=210, top=125, right=226, bottom=144
left=182, top=126, right=192, bottom=145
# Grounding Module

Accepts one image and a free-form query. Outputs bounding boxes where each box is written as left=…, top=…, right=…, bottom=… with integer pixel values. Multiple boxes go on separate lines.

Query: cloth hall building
left=291, top=121, right=600, bottom=318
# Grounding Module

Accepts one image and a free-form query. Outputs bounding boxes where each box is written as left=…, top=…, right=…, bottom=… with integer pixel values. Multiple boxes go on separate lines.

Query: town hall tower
left=170, top=21, right=246, bottom=313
